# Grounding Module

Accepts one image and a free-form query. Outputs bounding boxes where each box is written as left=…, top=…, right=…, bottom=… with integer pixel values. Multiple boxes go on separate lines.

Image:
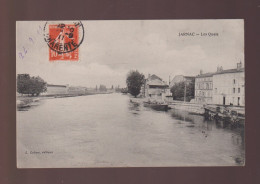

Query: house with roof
left=141, top=74, right=170, bottom=101
left=195, top=62, right=245, bottom=106
left=212, top=62, right=244, bottom=106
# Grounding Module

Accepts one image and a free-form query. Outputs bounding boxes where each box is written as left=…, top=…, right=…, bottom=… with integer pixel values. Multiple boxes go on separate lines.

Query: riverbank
left=17, top=92, right=114, bottom=108
left=129, top=97, right=205, bottom=115
left=129, top=97, right=245, bottom=119
left=168, top=101, right=205, bottom=115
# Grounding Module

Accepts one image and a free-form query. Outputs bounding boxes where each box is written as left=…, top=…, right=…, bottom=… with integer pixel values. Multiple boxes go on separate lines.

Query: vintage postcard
left=16, top=20, right=245, bottom=168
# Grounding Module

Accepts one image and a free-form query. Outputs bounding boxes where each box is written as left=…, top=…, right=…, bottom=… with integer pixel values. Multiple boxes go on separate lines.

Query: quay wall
left=168, top=101, right=205, bottom=114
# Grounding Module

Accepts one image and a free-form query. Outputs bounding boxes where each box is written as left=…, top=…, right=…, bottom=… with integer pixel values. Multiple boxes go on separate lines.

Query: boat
left=143, top=101, right=169, bottom=111
left=204, top=105, right=245, bottom=126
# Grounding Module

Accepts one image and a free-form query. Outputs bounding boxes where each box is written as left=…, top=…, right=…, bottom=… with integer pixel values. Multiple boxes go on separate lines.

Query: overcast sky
left=16, top=20, right=244, bottom=88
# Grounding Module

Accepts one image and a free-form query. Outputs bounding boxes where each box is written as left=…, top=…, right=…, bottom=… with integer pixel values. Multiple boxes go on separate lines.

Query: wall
left=45, top=85, right=68, bottom=95
left=212, top=71, right=245, bottom=106
left=68, top=86, right=86, bottom=95
left=195, top=76, right=213, bottom=104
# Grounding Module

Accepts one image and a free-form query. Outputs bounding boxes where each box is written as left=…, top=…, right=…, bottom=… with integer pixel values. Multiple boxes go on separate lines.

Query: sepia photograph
left=16, top=20, right=245, bottom=168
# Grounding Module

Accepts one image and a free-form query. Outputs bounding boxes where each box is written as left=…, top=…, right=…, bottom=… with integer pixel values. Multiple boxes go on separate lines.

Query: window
left=233, top=79, right=236, bottom=84
left=233, top=88, right=235, bottom=93
left=238, top=88, right=240, bottom=93
left=215, top=88, right=217, bottom=94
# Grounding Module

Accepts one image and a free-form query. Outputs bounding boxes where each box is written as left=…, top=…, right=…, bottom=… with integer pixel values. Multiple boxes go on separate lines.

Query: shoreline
left=17, top=92, right=115, bottom=108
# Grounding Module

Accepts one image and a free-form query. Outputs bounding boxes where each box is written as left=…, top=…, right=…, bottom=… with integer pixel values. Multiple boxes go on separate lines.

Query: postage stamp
left=43, top=21, right=84, bottom=61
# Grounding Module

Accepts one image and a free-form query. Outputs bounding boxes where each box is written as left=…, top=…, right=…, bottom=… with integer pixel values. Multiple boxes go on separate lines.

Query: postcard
left=16, top=20, right=245, bottom=168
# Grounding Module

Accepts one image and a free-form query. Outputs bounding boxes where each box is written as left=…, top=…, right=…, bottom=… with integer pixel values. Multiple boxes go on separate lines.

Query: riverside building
left=195, top=62, right=245, bottom=106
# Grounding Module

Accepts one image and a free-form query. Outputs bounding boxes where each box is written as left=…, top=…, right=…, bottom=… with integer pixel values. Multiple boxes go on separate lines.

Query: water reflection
left=170, top=109, right=195, bottom=123
left=128, top=101, right=141, bottom=115
left=168, top=108, right=245, bottom=165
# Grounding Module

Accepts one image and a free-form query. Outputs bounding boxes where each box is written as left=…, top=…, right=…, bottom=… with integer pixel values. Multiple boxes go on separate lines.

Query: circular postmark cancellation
left=43, top=21, right=84, bottom=55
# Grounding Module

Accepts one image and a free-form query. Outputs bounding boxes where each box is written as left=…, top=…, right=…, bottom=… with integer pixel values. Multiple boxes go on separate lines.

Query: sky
left=16, top=20, right=244, bottom=88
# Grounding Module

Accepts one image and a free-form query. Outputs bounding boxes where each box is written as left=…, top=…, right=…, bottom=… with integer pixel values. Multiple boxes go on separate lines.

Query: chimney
left=200, top=70, right=203, bottom=75
left=237, top=61, right=242, bottom=70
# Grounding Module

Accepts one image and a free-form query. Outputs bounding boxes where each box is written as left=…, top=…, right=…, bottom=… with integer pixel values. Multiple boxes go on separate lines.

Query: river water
left=17, top=93, right=245, bottom=168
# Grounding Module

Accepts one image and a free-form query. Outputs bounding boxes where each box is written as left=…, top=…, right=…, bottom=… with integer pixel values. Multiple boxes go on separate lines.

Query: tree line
left=17, top=74, right=47, bottom=96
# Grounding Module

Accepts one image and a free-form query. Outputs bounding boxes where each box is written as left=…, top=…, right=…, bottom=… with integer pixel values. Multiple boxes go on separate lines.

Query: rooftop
left=147, top=74, right=168, bottom=86
left=196, top=68, right=244, bottom=78
left=196, top=73, right=214, bottom=78
left=184, top=76, right=195, bottom=79
left=213, top=68, right=244, bottom=75
left=148, top=74, right=162, bottom=81
left=47, top=84, right=67, bottom=88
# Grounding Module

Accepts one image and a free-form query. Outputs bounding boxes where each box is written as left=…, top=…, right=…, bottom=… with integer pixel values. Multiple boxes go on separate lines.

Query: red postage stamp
left=44, top=21, right=84, bottom=61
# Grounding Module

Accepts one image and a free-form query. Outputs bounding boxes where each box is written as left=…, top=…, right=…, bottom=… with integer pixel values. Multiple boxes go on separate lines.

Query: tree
left=186, top=78, right=195, bottom=99
left=170, top=81, right=185, bottom=100
left=17, top=74, right=47, bottom=96
left=17, top=74, right=31, bottom=95
left=99, top=84, right=107, bottom=92
left=126, top=70, right=145, bottom=97
left=170, top=79, right=195, bottom=102
left=29, top=76, right=47, bottom=96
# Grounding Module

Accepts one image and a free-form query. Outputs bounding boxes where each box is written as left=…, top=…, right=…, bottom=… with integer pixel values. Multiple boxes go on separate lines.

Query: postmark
left=43, top=21, right=84, bottom=61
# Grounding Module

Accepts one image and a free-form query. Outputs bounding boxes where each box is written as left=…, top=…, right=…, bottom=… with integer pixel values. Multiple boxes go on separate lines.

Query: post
left=184, top=81, right=186, bottom=103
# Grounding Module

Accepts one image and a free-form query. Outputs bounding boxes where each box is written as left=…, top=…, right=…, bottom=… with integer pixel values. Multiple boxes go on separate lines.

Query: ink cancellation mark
left=43, top=21, right=84, bottom=61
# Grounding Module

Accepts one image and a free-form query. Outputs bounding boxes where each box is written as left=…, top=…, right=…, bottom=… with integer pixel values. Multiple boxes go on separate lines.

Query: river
left=17, top=93, right=245, bottom=168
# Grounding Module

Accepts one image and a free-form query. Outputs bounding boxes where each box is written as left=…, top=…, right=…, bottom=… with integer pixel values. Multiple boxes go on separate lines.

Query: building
left=142, top=74, right=170, bottom=101
left=194, top=62, right=245, bottom=106
left=68, top=86, right=87, bottom=95
left=194, top=72, right=214, bottom=104
left=212, top=62, right=245, bottom=106
left=169, top=75, right=195, bottom=88
left=45, top=84, right=68, bottom=95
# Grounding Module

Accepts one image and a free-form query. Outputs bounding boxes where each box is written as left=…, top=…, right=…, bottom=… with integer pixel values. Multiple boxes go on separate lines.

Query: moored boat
left=204, top=105, right=245, bottom=126
left=143, top=101, right=169, bottom=111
